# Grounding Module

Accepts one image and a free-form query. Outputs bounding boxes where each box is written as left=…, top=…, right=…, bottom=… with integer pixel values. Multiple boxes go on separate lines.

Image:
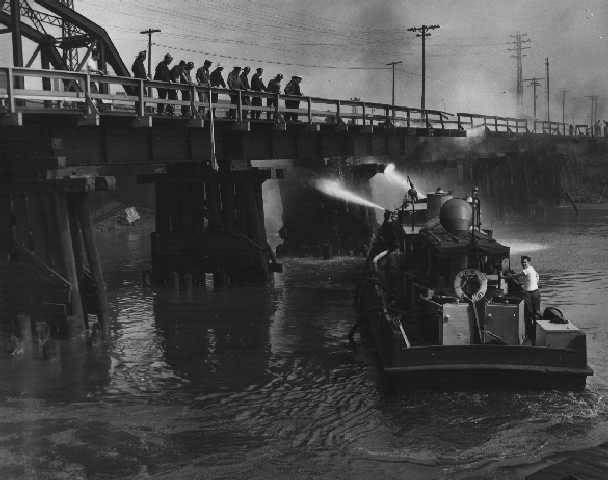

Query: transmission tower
left=507, top=32, right=530, bottom=110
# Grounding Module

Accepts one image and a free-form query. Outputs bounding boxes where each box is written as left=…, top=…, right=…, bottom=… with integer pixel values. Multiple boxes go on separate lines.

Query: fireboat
left=356, top=181, right=593, bottom=391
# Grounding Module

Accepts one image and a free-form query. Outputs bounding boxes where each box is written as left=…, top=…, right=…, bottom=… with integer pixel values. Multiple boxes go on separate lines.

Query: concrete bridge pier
left=140, top=163, right=276, bottom=286
left=0, top=177, right=114, bottom=344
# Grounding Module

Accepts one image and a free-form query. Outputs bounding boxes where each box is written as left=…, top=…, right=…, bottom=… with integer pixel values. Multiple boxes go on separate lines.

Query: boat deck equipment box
left=484, top=298, right=525, bottom=345
left=536, top=320, right=581, bottom=349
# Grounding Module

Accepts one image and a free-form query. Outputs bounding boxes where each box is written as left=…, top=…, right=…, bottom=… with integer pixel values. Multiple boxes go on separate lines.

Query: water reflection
left=153, top=287, right=276, bottom=392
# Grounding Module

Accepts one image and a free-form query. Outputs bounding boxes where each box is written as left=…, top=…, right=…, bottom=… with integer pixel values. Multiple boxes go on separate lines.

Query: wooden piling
left=16, top=313, right=33, bottom=354
left=75, top=193, right=109, bottom=334
left=170, top=271, right=180, bottom=293
left=53, top=193, right=85, bottom=336
left=183, top=273, right=193, bottom=296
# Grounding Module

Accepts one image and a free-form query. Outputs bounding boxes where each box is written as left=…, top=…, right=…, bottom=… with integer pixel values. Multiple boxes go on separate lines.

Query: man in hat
left=266, top=73, right=283, bottom=120
left=180, top=61, right=195, bottom=117
left=209, top=65, right=225, bottom=116
left=131, top=50, right=147, bottom=113
left=166, top=60, right=185, bottom=116
left=132, top=50, right=147, bottom=79
left=284, top=75, right=303, bottom=122
left=251, top=67, right=266, bottom=120
left=196, top=59, right=212, bottom=115
left=154, top=53, right=173, bottom=114
left=240, top=66, right=251, bottom=119
left=226, top=66, right=243, bottom=119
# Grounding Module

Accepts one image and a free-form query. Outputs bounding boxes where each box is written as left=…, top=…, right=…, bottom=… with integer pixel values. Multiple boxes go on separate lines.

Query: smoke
left=314, top=179, right=386, bottom=210
left=383, top=164, right=409, bottom=190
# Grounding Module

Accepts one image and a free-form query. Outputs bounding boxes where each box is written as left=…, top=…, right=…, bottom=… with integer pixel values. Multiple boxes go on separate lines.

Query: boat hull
left=383, top=344, right=592, bottom=391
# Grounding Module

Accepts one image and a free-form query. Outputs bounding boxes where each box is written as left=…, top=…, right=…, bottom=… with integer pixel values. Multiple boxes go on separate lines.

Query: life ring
left=454, top=269, right=488, bottom=302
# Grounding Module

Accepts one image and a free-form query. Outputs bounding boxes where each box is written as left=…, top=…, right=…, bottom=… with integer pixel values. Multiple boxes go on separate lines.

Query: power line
left=152, top=42, right=393, bottom=70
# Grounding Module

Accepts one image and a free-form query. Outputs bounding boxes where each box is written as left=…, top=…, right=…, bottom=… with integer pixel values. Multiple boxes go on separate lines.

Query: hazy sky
left=2, top=0, right=607, bottom=122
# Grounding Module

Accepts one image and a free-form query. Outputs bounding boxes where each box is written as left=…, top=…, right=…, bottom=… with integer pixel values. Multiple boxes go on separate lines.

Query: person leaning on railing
left=180, top=61, right=195, bottom=118
left=209, top=65, right=225, bottom=116
left=266, top=73, right=283, bottom=120
left=240, top=66, right=251, bottom=120
left=154, top=53, right=173, bottom=114
left=226, top=66, right=243, bottom=119
left=196, top=59, right=212, bottom=116
left=168, top=60, right=185, bottom=116
left=250, top=67, right=266, bottom=120
left=284, top=75, right=302, bottom=122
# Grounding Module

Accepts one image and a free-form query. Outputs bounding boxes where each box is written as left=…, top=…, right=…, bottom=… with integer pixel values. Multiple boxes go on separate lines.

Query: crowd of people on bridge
left=131, top=50, right=303, bottom=121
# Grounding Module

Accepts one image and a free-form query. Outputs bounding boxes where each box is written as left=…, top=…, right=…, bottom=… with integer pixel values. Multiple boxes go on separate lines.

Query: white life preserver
left=454, top=269, right=488, bottom=303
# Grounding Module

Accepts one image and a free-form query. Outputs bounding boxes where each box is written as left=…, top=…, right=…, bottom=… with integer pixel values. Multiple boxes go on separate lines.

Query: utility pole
left=560, top=89, right=567, bottom=135
left=507, top=32, right=531, bottom=110
left=386, top=61, right=403, bottom=107
left=140, top=28, right=161, bottom=79
left=524, top=77, right=542, bottom=129
left=585, top=95, right=599, bottom=135
left=140, top=28, right=161, bottom=96
left=545, top=57, right=550, bottom=123
left=408, top=24, right=440, bottom=111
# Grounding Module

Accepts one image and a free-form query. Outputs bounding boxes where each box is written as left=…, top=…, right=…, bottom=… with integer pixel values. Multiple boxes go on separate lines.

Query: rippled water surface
left=2, top=206, right=608, bottom=479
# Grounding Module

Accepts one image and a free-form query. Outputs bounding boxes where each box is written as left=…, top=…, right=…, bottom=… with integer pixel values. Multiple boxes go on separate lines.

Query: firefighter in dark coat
left=209, top=65, right=225, bottom=116
left=227, top=66, right=243, bottom=119
left=284, top=75, right=302, bottom=122
left=266, top=73, right=283, bottom=120
left=167, top=60, right=185, bottom=116
left=239, top=66, right=251, bottom=119
left=153, top=53, right=173, bottom=114
left=251, top=67, right=266, bottom=120
left=131, top=51, right=147, bottom=113
left=132, top=51, right=147, bottom=79
left=180, top=61, right=195, bottom=117
left=196, top=59, right=212, bottom=114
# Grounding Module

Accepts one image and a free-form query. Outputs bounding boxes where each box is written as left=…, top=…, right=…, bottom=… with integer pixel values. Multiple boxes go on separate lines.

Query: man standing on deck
left=507, top=255, right=541, bottom=344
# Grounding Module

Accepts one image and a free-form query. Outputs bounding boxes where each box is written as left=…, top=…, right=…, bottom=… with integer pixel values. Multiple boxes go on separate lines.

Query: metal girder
left=0, top=10, right=66, bottom=69
left=34, top=0, right=129, bottom=76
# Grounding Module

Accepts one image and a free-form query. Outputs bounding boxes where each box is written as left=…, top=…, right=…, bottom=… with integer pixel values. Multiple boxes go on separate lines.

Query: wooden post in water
left=53, top=193, right=85, bottom=336
left=75, top=193, right=109, bottom=334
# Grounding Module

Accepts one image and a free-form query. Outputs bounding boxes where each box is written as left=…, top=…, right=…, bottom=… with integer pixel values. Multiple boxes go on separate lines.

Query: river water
left=1, top=206, right=608, bottom=479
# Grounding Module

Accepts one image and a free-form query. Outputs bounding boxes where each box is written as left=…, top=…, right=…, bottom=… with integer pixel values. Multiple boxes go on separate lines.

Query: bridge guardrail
left=0, top=66, right=604, bottom=137
left=0, top=66, right=454, bottom=129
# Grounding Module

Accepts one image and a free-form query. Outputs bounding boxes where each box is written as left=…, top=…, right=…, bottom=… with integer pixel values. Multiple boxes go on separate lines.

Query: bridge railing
left=2, top=66, right=605, bottom=138
left=457, top=112, right=528, bottom=134
left=533, top=120, right=567, bottom=135
left=0, top=66, right=457, bottom=129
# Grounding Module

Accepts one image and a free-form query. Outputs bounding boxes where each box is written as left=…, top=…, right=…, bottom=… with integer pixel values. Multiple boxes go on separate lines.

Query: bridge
left=1, top=0, right=608, bottom=341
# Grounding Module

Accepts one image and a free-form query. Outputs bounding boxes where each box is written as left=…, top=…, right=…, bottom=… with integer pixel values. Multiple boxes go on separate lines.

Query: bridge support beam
left=140, top=164, right=277, bottom=286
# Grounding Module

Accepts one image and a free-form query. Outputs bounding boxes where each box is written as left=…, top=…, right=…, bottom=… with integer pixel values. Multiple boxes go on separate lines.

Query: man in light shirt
left=507, top=255, right=541, bottom=344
